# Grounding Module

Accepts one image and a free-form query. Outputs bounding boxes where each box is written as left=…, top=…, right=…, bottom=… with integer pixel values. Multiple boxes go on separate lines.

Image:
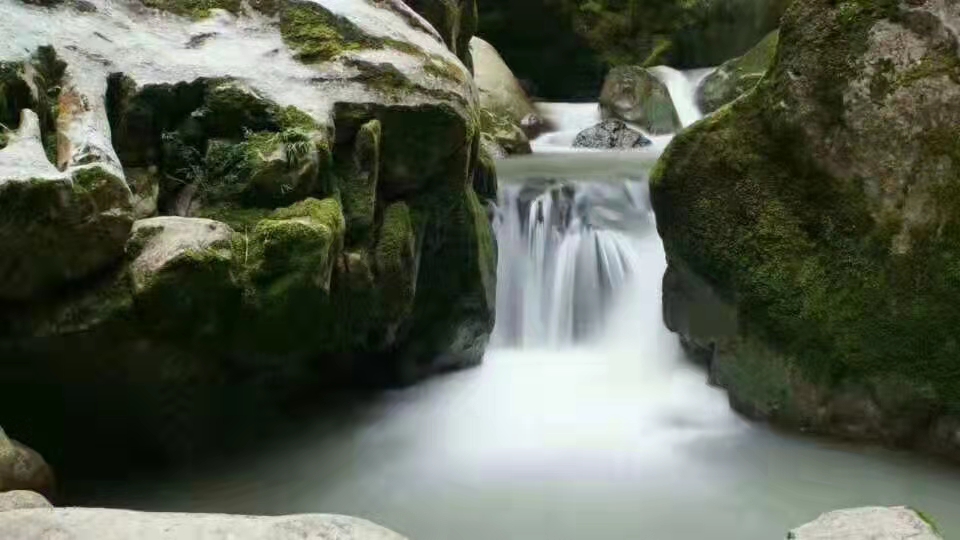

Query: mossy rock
left=599, top=66, right=680, bottom=135
left=0, top=167, right=133, bottom=300
left=399, top=187, right=495, bottom=378
left=339, top=119, right=380, bottom=244
left=333, top=101, right=474, bottom=199
left=479, top=108, right=531, bottom=156
left=127, top=217, right=240, bottom=338
left=374, top=202, right=417, bottom=325
left=697, top=30, right=779, bottom=115
left=237, top=198, right=346, bottom=353
left=652, top=0, right=960, bottom=454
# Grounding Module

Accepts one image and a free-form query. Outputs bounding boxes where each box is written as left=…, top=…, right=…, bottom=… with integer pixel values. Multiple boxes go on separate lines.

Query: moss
left=197, top=205, right=271, bottom=231
left=339, top=119, right=380, bottom=244
left=72, top=166, right=133, bottom=213
left=233, top=197, right=347, bottom=354
left=653, top=0, right=960, bottom=433
left=374, top=202, right=416, bottom=322
left=278, top=2, right=373, bottom=63
left=139, top=0, right=242, bottom=19
left=911, top=508, right=943, bottom=536
left=276, top=105, right=319, bottom=131
left=423, top=57, right=467, bottom=84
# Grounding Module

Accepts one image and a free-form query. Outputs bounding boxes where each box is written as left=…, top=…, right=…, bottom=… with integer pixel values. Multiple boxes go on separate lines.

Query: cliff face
left=652, top=0, right=960, bottom=458
left=0, top=0, right=495, bottom=470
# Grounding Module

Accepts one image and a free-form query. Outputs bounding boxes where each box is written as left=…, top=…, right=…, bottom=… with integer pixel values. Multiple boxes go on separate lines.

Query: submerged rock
left=600, top=66, right=680, bottom=135
left=652, top=0, right=960, bottom=458
left=573, top=119, right=652, bottom=150
left=0, top=509, right=408, bottom=540
left=789, top=507, right=942, bottom=540
left=697, top=30, right=779, bottom=115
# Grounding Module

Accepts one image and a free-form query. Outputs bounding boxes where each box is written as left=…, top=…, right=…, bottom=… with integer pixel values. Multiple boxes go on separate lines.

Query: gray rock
left=0, top=491, right=52, bottom=512
left=0, top=508, right=409, bottom=540
left=599, top=66, right=680, bottom=135
left=128, top=217, right=235, bottom=294
left=573, top=120, right=652, bottom=150
left=789, top=507, right=942, bottom=540
left=0, top=429, right=55, bottom=499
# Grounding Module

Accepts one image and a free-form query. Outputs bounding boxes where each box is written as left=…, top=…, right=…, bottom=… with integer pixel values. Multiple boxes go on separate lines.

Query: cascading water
left=493, top=65, right=711, bottom=349
left=491, top=180, right=650, bottom=347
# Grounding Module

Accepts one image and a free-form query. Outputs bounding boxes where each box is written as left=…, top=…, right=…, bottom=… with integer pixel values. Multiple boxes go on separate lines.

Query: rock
left=0, top=508, right=409, bottom=540
left=126, top=167, right=160, bottom=219
left=471, top=37, right=541, bottom=154
left=0, top=0, right=495, bottom=468
left=242, top=129, right=326, bottom=208
left=479, top=108, right=531, bottom=156
left=0, top=430, right=55, bottom=499
left=473, top=136, right=498, bottom=201
left=0, top=109, right=134, bottom=300
left=520, top=113, right=547, bottom=140
left=697, top=30, right=779, bottom=115
left=651, top=0, right=960, bottom=456
left=789, top=507, right=942, bottom=540
left=573, top=119, right=652, bottom=150
left=127, top=217, right=235, bottom=297
left=0, top=491, right=52, bottom=512
left=340, top=119, right=381, bottom=244
left=600, top=66, right=680, bottom=135
left=470, top=37, right=538, bottom=126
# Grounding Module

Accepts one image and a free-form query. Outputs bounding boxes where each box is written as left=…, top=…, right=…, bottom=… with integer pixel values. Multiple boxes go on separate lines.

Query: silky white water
left=77, top=69, right=960, bottom=539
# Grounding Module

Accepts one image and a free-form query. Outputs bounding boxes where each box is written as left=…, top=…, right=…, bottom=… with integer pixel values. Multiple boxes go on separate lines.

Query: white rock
left=0, top=109, right=66, bottom=184
left=789, top=506, right=942, bottom=540
left=0, top=508, right=409, bottom=540
left=470, top=36, right=535, bottom=123
left=0, top=491, right=52, bottom=512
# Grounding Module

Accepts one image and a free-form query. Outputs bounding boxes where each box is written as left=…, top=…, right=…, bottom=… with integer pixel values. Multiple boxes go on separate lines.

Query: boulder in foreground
left=0, top=508, right=408, bottom=540
left=789, top=507, right=941, bottom=540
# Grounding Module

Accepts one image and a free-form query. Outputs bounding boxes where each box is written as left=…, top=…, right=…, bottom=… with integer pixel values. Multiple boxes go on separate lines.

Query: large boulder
left=0, top=0, right=495, bottom=471
left=470, top=37, right=541, bottom=137
left=0, top=430, right=54, bottom=499
left=0, top=509, right=408, bottom=540
left=697, top=30, right=780, bottom=115
left=789, top=507, right=942, bottom=540
left=652, top=0, right=960, bottom=457
left=600, top=66, right=680, bottom=135
left=573, top=119, right=652, bottom=150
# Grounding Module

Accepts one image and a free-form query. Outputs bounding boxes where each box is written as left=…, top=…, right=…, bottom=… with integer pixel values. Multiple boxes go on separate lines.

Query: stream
left=71, top=68, right=960, bottom=540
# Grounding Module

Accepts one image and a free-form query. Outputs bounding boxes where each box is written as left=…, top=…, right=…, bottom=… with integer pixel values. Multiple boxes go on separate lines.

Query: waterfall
left=491, top=180, right=652, bottom=347
left=495, top=68, right=710, bottom=348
